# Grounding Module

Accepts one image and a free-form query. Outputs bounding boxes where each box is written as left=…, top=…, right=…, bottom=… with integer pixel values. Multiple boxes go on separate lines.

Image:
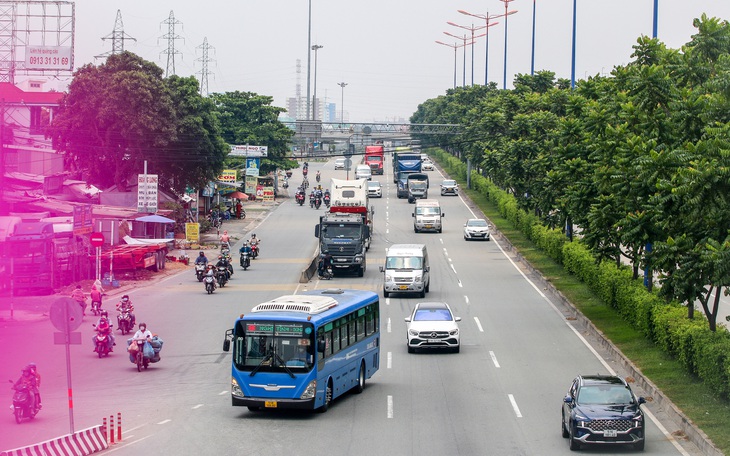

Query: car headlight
left=385, top=274, right=392, bottom=281
left=408, top=329, right=419, bottom=336
left=300, top=380, right=317, bottom=400
left=449, top=328, right=459, bottom=336
left=231, top=378, right=244, bottom=398
left=414, top=275, right=422, bottom=283
left=633, top=413, right=643, bottom=427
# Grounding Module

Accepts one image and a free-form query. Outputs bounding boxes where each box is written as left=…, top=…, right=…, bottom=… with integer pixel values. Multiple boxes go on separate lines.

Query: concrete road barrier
left=1, top=424, right=108, bottom=456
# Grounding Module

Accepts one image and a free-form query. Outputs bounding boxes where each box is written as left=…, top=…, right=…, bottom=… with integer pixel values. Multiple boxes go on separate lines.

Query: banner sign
left=25, top=46, right=73, bottom=70
left=262, top=187, right=275, bottom=202
left=229, top=145, right=268, bottom=157
left=245, top=175, right=257, bottom=194
left=246, top=158, right=260, bottom=177
left=137, top=174, right=159, bottom=213
left=185, top=223, right=200, bottom=242
left=73, top=205, right=93, bottom=235
left=218, top=169, right=237, bottom=183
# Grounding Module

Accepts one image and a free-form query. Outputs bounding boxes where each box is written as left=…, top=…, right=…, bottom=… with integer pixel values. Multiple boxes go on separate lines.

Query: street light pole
left=447, top=21, right=487, bottom=86
left=571, top=0, right=577, bottom=89
left=311, top=44, right=323, bottom=121
left=337, top=82, right=347, bottom=125
left=306, top=0, right=312, bottom=120
left=435, top=41, right=461, bottom=89
left=459, top=9, right=515, bottom=86
left=531, top=0, right=536, bottom=75
left=652, top=0, right=658, bottom=38
left=500, top=0, right=517, bottom=90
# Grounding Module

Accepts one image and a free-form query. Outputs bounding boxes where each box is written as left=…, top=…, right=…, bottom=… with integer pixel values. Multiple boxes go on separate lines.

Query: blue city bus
left=223, top=288, right=380, bottom=412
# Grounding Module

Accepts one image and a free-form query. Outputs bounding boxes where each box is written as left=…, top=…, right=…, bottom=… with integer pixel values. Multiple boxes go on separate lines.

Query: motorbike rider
left=93, top=311, right=115, bottom=352
left=219, top=230, right=231, bottom=250
left=13, top=365, right=40, bottom=411
left=239, top=241, right=253, bottom=261
left=71, top=284, right=87, bottom=316
left=316, top=170, right=321, bottom=182
left=318, top=250, right=333, bottom=278
left=215, top=254, right=231, bottom=278
left=116, top=295, right=136, bottom=327
left=195, top=251, right=209, bottom=265
left=89, top=285, right=103, bottom=312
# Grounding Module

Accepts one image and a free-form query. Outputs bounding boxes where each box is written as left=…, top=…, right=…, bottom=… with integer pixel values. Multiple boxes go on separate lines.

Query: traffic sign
left=344, top=158, right=352, bottom=170
left=90, top=232, right=104, bottom=247
left=50, top=297, right=83, bottom=333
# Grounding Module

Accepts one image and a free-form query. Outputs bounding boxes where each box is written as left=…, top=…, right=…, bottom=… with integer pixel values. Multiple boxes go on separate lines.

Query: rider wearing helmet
left=116, top=295, right=136, bottom=327
left=94, top=310, right=115, bottom=352
left=318, top=250, right=333, bottom=276
left=195, top=251, right=208, bottom=265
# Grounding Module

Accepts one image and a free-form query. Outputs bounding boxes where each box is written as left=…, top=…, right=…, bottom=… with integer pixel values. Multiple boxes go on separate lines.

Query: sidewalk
left=0, top=200, right=282, bottom=323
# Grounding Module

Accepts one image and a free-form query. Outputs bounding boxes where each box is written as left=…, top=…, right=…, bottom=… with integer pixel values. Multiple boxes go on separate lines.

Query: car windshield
left=368, top=182, right=380, bottom=188
left=577, top=385, right=632, bottom=405
left=442, top=180, right=456, bottom=186
left=386, top=256, right=423, bottom=270
left=415, top=207, right=440, bottom=215
left=413, top=307, right=453, bottom=321
left=468, top=220, right=488, bottom=227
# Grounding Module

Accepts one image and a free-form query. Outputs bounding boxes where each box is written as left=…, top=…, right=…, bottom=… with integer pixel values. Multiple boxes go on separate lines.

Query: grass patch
left=459, top=175, right=730, bottom=453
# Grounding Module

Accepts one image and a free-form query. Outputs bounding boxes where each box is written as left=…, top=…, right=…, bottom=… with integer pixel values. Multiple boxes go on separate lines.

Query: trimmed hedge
left=430, top=148, right=730, bottom=399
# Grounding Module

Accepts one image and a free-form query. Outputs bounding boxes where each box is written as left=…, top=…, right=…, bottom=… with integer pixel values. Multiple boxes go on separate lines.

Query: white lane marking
left=386, top=212, right=389, bottom=218
left=458, top=280, right=463, bottom=288
left=122, top=424, right=145, bottom=433
left=192, top=404, right=203, bottom=410
left=387, top=395, right=394, bottom=418
left=448, top=257, right=453, bottom=263
left=464, top=295, right=469, bottom=305
left=102, top=435, right=153, bottom=453
left=440, top=238, right=444, bottom=244
left=450, top=264, right=457, bottom=274
left=451, top=177, right=691, bottom=456
left=386, top=229, right=389, bottom=234
left=157, top=419, right=171, bottom=425
left=443, top=247, right=447, bottom=254
left=387, top=352, right=392, bottom=369
left=508, top=394, right=523, bottom=418
left=489, top=351, right=501, bottom=368
left=219, top=390, right=228, bottom=395
left=386, top=297, right=390, bottom=306
left=474, top=316, right=483, bottom=332
left=387, top=317, right=392, bottom=333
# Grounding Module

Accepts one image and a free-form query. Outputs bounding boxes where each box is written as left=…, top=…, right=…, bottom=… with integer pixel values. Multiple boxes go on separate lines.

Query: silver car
left=367, top=180, right=382, bottom=198
left=334, top=158, right=346, bottom=170
left=405, top=302, right=461, bottom=353
left=463, top=218, right=491, bottom=241
left=440, top=179, right=458, bottom=196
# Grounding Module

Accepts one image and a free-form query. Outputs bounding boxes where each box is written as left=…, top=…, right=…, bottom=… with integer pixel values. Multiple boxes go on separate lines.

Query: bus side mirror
left=379, top=266, right=384, bottom=273
left=223, top=339, right=230, bottom=352
left=412, top=213, right=415, bottom=217
left=314, top=225, right=320, bottom=237
left=441, top=213, right=445, bottom=217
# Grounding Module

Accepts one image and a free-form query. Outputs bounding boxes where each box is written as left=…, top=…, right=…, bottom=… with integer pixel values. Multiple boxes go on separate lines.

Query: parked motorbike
left=8, top=381, right=39, bottom=424
left=216, top=266, right=228, bottom=287
left=92, top=326, right=112, bottom=358
left=195, top=263, right=206, bottom=282
left=240, top=251, right=251, bottom=270
left=117, top=310, right=133, bottom=335
left=204, top=274, right=216, bottom=294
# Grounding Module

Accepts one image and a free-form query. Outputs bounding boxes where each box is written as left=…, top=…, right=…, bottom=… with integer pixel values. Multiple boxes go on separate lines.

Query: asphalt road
left=0, top=159, right=706, bottom=455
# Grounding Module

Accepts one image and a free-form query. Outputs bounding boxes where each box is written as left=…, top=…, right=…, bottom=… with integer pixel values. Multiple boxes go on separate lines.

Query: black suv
left=562, top=375, right=646, bottom=451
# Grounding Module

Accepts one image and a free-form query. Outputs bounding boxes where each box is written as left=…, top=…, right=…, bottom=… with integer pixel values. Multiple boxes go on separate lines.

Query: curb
left=1, top=424, right=108, bottom=456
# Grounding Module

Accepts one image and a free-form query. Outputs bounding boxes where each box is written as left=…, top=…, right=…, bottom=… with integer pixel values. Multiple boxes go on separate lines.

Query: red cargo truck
left=364, top=145, right=385, bottom=175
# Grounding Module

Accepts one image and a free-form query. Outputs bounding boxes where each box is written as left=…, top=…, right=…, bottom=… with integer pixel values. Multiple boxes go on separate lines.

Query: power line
left=96, top=9, right=136, bottom=61
left=159, top=10, right=183, bottom=78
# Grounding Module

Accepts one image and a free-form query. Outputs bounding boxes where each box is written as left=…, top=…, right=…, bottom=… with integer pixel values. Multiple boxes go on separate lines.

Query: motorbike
left=324, top=194, right=331, bottom=208
left=117, top=309, right=133, bottom=335
left=316, top=173, right=321, bottom=183
left=303, top=167, right=308, bottom=177
left=250, top=242, right=260, bottom=259
left=318, top=260, right=334, bottom=280
left=216, top=266, right=229, bottom=287
left=92, top=326, right=112, bottom=358
left=8, top=381, right=39, bottom=424
left=296, top=192, right=305, bottom=206
left=283, top=178, right=289, bottom=189
left=90, top=299, right=102, bottom=316
left=195, top=263, right=206, bottom=282
left=314, top=196, right=322, bottom=210
left=204, top=274, right=216, bottom=294
left=240, top=251, right=251, bottom=270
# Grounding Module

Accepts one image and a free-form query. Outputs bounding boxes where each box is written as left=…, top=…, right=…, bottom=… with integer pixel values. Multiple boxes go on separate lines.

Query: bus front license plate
left=264, top=401, right=278, bottom=408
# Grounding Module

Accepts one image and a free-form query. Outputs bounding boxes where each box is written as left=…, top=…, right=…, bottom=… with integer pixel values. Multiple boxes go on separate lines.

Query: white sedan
left=463, top=218, right=491, bottom=241
left=405, top=302, right=461, bottom=353
left=421, top=161, right=434, bottom=171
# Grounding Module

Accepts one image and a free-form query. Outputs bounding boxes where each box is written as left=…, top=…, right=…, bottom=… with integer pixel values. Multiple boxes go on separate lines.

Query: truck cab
left=406, top=173, right=429, bottom=203
left=315, top=212, right=370, bottom=277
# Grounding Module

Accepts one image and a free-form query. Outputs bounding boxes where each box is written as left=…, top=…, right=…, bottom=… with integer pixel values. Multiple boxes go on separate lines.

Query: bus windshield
left=232, top=320, right=315, bottom=373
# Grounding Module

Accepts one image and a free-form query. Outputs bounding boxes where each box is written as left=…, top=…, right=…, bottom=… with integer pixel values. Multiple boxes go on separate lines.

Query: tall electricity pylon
left=196, top=37, right=215, bottom=96
left=96, top=10, right=136, bottom=60
left=160, top=10, right=183, bottom=77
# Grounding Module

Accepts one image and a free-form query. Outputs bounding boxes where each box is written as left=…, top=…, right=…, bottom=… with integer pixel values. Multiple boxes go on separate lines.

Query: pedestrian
left=236, top=201, right=242, bottom=220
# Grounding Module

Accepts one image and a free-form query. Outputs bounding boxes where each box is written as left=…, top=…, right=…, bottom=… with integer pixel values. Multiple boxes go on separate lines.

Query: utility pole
left=96, top=10, right=136, bottom=60
left=196, top=37, right=215, bottom=96
left=0, top=98, right=5, bottom=214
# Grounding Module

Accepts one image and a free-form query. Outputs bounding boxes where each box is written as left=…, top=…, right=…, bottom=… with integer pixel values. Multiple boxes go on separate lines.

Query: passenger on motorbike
left=216, top=254, right=231, bottom=274
left=195, top=251, right=208, bottom=265
left=13, top=366, right=39, bottom=411
left=93, top=312, right=115, bottom=352
left=116, top=295, right=136, bottom=327
left=219, top=230, right=231, bottom=250
left=71, top=284, right=87, bottom=315
left=318, top=250, right=333, bottom=277
left=90, top=285, right=103, bottom=312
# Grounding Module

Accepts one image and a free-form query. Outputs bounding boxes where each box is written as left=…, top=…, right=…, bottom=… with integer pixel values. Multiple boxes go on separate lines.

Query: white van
left=379, top=244, right=430, bottom=298
left=355, top=164, right=372, bottom=180
left=412, top=199, right=444, bottom=233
